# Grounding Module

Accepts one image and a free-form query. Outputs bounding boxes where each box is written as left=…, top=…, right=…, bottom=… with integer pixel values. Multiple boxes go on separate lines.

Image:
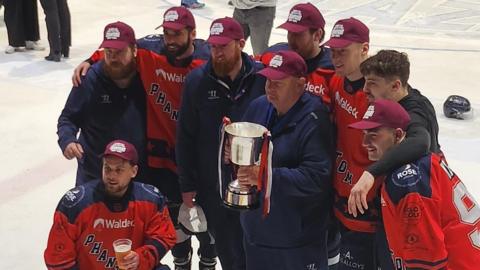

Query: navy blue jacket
left=176, top=52, right=266, bottom=193
left=57, top=62, right=147, bottom=184
left=240, top=93, right=334, bottom=248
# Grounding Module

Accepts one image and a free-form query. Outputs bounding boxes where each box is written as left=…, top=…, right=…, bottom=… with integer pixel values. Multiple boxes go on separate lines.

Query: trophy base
left=223, top=180, right=259, bottom=210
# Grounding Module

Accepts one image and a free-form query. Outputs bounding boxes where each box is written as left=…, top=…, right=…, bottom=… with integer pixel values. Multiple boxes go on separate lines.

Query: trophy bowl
left=222, top=122, right=267, bottom=209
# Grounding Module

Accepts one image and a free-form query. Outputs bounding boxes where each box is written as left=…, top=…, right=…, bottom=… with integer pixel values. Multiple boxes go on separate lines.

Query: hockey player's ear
left=361, top=42, right=369, bottom=56
left=238, top=39, right=246, bottom=50
left=394, top=128, right=406, bottom=144
left=190, top=29, right=197, bottom=40
left=130, top=164, right=138, bottom=178
left=132, top=44, right=137, bottom=57
left=391, top=79, right=402, bottom=92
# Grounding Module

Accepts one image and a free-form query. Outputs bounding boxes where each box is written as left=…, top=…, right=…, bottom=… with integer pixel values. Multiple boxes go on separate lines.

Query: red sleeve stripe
left=404, top=257, right=448, bottom=269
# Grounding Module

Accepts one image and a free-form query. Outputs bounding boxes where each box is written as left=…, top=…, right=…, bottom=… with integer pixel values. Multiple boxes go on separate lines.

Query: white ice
left=0, top=0, right=479, bottom=269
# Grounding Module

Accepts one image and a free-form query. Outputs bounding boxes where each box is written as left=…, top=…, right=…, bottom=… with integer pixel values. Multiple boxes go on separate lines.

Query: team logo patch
left=105, top=27, right=121, bottom=40
left=288, top=10, right=302, bottom=23
left=164, top=10, right=179, bottom=22
left=61, top=186, right=85, bottom=208
left=391, top=164, right=420, bottom=187
left=269, top=55, right=283, bottom=68
left=210, top=23, right=224, bottom=35
left=331, top=24, right=345, bottom=38
left=109, top=142, right=126, bottom=153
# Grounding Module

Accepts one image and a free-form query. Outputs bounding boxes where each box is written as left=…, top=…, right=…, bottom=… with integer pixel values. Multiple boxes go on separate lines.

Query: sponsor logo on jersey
left=288, top=10, right=302, bottom=23
left=210, top=23, right=224, bottom=35
left=402, top=202, right=421, bottom=224
left=331, top=24, right=345, bottom=38
left=304, top=81, right=326, bottom=96
left=392, top=164, right=420, bottom=187
left=335, top=92, right=359, bottom=119
left=155, top=68, right=186, bottom=83
left=93, top=218, right=135, bottom=230
left=269, top=55, right=283, bottom=68
left=105, top=28, right=121, bottom=40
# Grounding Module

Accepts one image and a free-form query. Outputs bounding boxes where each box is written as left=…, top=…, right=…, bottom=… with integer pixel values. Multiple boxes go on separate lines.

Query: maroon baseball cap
left=258, top=50, right=307, bottom=80
left=155, top=6, right=195, bottom=30
left=324, top=17, right=369, bottom=48
left=99, top=21, right=136, bottom=49
left=207, top=17, right=244, bottom=45
left=349, top=99, right=410, bottom=130
left=103, top=140, right=138, bottom=164
left=278, top=2, right=326, bottom=33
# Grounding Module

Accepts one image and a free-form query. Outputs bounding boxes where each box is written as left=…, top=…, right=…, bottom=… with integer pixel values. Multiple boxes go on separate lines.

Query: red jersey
left=382, top=154, right=480, bottom=269
left=44, top=181, right=176, bottom=270
left=329, top=75, right=381, bottom=233
left=135, top=49, right=205, bottom=172
left=90, top=49, right=206, bottom=172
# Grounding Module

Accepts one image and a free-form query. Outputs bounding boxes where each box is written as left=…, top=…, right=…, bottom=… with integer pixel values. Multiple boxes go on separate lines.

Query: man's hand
left=119, top=250, right=139, bottom=270
left=72, top=62, right=91, bottom=87
left=348, top=171, right=375, bottom=217
left=63, top=142, right=84, bottom=160
left=237, top=165, right=259, bottom=187
left=182, top=191, right=197, bottom=208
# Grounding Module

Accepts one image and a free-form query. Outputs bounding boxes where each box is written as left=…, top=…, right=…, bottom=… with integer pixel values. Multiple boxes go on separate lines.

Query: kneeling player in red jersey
left=44, top=140, right=176, bottom=270
left=350, top=99, right=480, bottom=270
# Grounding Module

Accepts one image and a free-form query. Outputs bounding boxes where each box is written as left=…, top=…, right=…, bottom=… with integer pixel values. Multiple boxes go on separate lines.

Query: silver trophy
left=219, top=122, right=268, bottom=209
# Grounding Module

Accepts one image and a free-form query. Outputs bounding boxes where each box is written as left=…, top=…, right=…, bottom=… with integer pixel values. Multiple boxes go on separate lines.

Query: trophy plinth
left=224, top=180, right=259, bottom=209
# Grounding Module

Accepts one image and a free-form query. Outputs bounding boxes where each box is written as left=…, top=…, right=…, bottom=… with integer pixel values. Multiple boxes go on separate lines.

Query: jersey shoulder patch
left=60, top=185, right=86, bottom=209
left=386, top=156, right=433, bottom=204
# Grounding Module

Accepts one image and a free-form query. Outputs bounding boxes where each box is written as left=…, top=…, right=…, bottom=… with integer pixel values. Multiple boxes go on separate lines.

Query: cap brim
left=323, top=38, right=354, bottom=48
left=277, top=22, right=309, bottom=33
left=348, top=120, right=382, bottom=130
left=99, top=40, right=130, bottom=50
left=101, top=152, right=138, bottom=164
left=257, top=68, right=289, bottom=80
left=155, top=22, right=187, bottom=30
left=207, top=36, right=234, bottom=45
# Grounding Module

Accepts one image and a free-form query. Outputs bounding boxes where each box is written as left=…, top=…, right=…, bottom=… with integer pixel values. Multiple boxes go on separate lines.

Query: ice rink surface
left=0, top=0, right=479, bottom=269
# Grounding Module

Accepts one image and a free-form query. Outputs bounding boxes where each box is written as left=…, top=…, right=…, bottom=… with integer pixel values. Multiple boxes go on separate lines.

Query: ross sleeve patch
left=60, top=186, right=85, bottom=208
left=391, top=163, right=421, bottom=188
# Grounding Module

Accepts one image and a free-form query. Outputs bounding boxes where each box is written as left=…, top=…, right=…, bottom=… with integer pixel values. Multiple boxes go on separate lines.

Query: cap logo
left=105, top=27, right=121, bottom=40
left=164, top=10, right=179, bottom=22
left=109, top=142, right=127, bottom=153
left=363, top=105, right=374, bottom=119
left=269, top=55, right=283, bottom=68
left=288, top=10, right=302, bottom=23
left=210, top=23, right=224, bottom=36
left=331, top=24, right=345, bottom=38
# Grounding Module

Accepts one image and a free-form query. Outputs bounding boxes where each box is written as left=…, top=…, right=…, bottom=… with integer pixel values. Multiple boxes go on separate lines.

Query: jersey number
left=453, top=181, right=480, bottom=249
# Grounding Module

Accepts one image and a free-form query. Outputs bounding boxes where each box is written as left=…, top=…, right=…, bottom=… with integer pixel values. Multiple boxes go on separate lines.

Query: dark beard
left=165, top=36, right=191, bottom=58
left=103, top=58, right=136, bottom=81
left=212, top=48, right=241, bottom=78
